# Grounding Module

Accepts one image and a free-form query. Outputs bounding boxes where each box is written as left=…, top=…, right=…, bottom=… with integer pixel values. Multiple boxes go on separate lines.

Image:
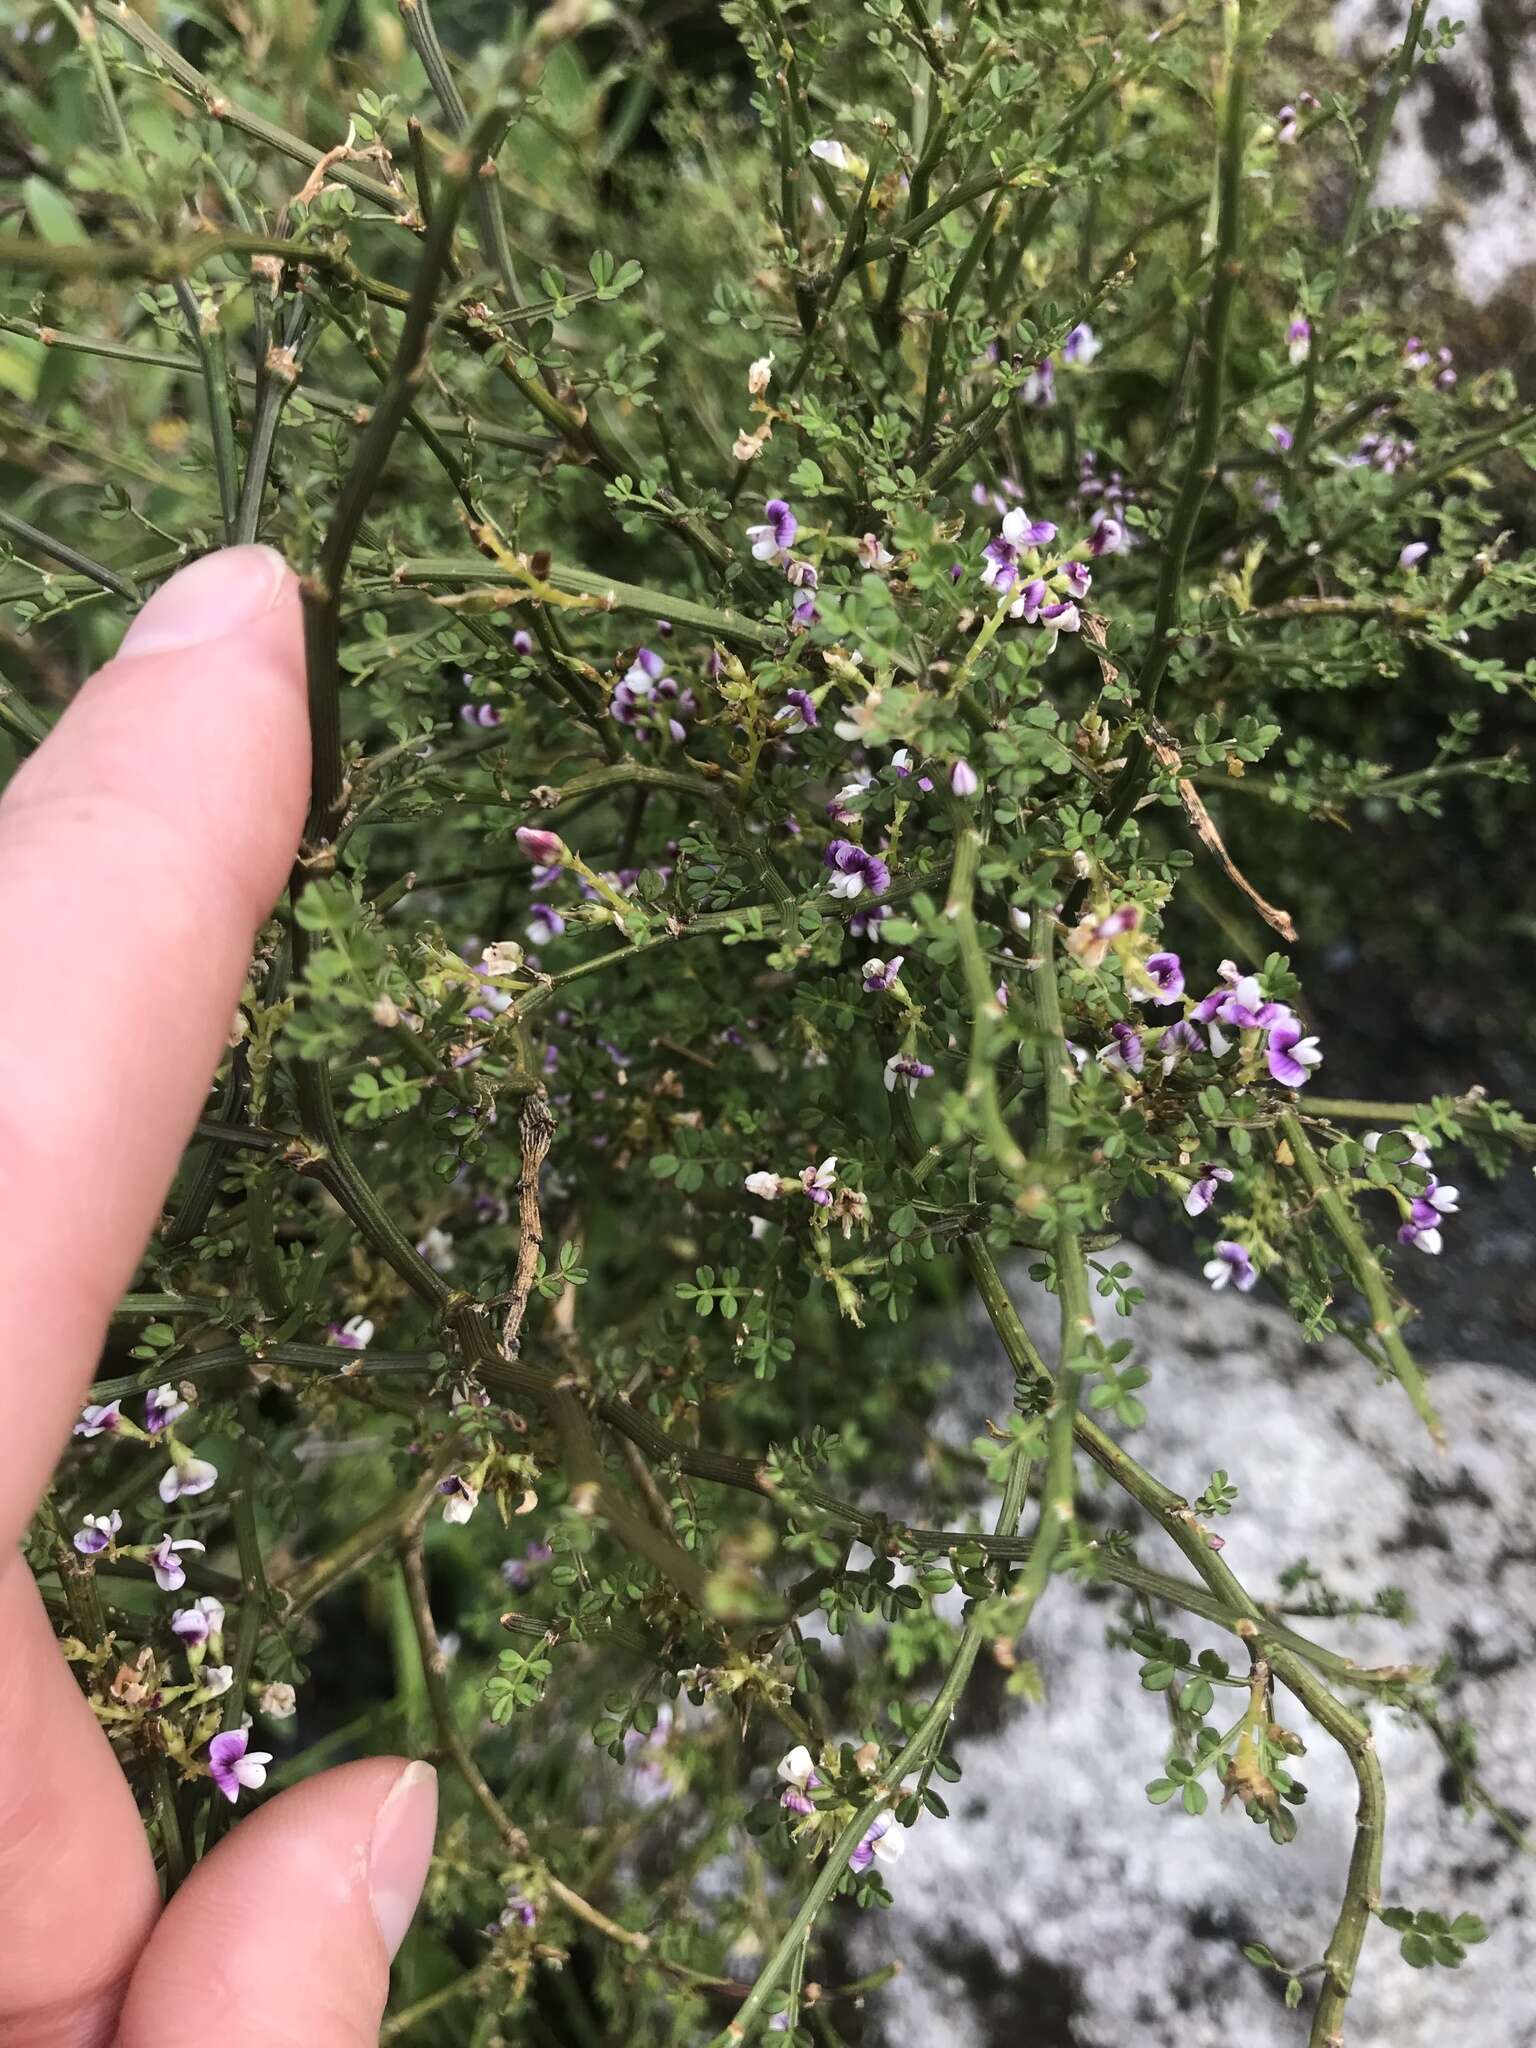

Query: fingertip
left=369, top=1759, right=439, bottom=1960
left=116, top=1756, right=437, bottom=2048
left=118, top=546, right=295, bottom=661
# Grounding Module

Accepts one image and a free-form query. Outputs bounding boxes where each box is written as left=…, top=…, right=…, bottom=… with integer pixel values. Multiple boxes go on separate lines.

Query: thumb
left=115, top=1758, right=437, bottom=2048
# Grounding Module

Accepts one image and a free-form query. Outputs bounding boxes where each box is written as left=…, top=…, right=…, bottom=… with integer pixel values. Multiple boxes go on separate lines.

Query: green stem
left=1268, top=1644, right=1385, bottom=2048
left=945, top=825, right=1030, bottom=1185
left=1011, top=909, right=1085, bottom=1617
left=103, top=3, right=407, bottom=212
left=401, top=0, right=525, bottom=304
left=0, top=507, right=140, bottom=601
left=715, top=1403, right=1033, bottom=2043
left=301, top=109, right=503, bottom=843
left=1279, top=1112, right=1444, bottom=1443
left=172, top=282, right=241, bottom=541
left=386, top=555, right=781, bottom=651
left=1101, top=3, right=1250, bottom=840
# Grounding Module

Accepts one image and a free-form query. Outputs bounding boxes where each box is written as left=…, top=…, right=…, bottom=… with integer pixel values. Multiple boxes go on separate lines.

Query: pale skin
left=0, top=547, right=437, bottom=2047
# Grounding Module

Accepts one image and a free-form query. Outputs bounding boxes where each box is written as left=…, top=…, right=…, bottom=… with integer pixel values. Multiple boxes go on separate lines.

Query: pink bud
left=516, top=827, right=565, bottom=865
left=950, top=759, right=980, bottom=798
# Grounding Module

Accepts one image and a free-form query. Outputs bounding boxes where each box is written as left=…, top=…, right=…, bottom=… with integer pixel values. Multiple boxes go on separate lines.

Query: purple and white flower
left=1023, top=358, right=1055, bottom=407
left=527, top=904, right=567, bottom=947
left=416, top=1226, right=456, bottom=1274
left=74, top=1400, right=124, bottom=1439
left=1088, top=509, right=1127, bottom=556
left=775, top=688, right=819, bottom=734
left=1184, top=1165, right=1234, bottom=1217
left=1037, top=599, right=1082, bottom=638
left=1062, top=322, right=1100, bottom=367
left=747, top=498, right=798, bottom=565
left=613, top=648, right=695, bottom=741
left=863, top=956, right=904, bottom=993
left=858, top=532, right=894, bottom=570
left=1398, top=540, right=1429, bottom=571
left=144, top=1385, right=188, bottom=1435
left=1203, top=1241, right=1258, bottom=1293
left=1155, top=1019, right=1204, bottom=1075
left=437, top=1473, right=480, bottom=1525
left=1286, top=315, right=1312, bottom=365
left=800, top=1157, right=838, bottom=1205
left=823, top=839, right=890, bottom=901
left=1399, top=1178, right=1460, bottom=1256
left=460, top=702, right=502, bottom=728
left=208, top=1728, right=273, bottom=1805
left=502, top=1541, right=554, bottom=1590
left=72, top=1509, right=122, bottom=1556
left=849, top=1810, right=908, bottom=1872
left=884, top=1051, right=935, bottom=1096
left=329, top=1315, right=374, bottom=1351
left=1061, top=560, right=1093, bottom=600
left=148, top=1535, right=206, bottom=1593
left=511, top=629, right=534, bottom=655
left=1132, top=951, right=1185, bottom=1005
left=159, top=1454, right=218, bottom=1505
left=171, top=1596, right=226, bottom=1649
left=950, top=759, right=980, bottom=798
left=981, top=507, right=1058, bottom=597
left=1099, top=1022, right=1144, bottom=1076
left=777, top=1744, right=821, bottom=1817
left=1265, top=1012, right=1322, bottom=1087
left=1275, top=102, right=1299, bottom=145
left=808, top=138, right=855, bottom=171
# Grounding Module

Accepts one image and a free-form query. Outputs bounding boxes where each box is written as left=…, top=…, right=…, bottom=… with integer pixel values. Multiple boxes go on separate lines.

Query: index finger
left=0, top=545, right=310, bottom=1551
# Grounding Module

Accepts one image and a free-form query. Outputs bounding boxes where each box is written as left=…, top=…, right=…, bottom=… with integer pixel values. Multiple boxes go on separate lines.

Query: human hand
left=0, top=548, right=437, bottom=2047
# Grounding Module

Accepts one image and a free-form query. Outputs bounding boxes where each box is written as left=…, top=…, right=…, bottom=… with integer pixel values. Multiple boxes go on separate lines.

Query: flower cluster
left=774, top=1747, right=909, bottom=1875
left=612, top=645, right=696, bottom=742
left=73, top=1383, right=218, bottom=1508
left=978, top=505, right=1087, bottom=639
left=1365, top=1128, right=1461, bottom=1256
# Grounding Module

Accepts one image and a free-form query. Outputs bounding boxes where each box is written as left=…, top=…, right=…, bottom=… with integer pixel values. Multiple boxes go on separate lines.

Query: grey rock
left=865, top=1251, right=1536, bottom=2047
left=1335, top=0, right=1536, bottom=306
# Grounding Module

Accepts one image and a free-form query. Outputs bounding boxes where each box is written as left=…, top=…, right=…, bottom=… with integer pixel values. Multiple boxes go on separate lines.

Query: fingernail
left=118, top=544, right=290, bottom=659
left=368, top=1761, right=438, bottom=1960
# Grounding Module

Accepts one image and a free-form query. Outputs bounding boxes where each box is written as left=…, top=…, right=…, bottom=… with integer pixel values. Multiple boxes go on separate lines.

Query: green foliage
left=5, top=0, right=1528, bottom=2037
